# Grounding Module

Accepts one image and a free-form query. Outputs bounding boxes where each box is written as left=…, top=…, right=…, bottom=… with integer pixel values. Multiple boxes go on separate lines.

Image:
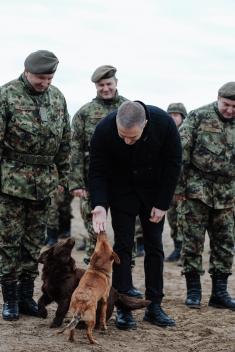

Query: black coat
left=89, top=102, right=182, bottom=214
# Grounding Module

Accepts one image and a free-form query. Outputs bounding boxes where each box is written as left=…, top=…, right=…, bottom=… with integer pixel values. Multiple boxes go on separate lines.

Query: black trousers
left=111, top=203, right=165, bottom=304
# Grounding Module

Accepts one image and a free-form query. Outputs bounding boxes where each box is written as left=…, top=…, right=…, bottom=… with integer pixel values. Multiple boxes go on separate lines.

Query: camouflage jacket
left=70, top=93, right=127, bottom=190
left=176, top=102, right=235, bottom=209
left=0, top=75, right=71, bottom=200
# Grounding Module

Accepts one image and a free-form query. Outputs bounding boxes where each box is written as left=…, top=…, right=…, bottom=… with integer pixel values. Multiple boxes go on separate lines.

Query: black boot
left=143, top=303, right=175, bottom=327
left=185, top=272, right=201, bottom=308
left=115, top=309, right=137, bottom=330
left=165, top=240, right=182, bottom=262
left=18, top=279, right=39, bottom=317
left=45, top=228, right=59, bottom=247
left=208, top=274, right=235, bottom=311
left=1, top=281, right=19, bottom=321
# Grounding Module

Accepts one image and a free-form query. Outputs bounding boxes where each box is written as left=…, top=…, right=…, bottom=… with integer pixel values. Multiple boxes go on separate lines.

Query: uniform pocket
left=49, top=111, right=64, bottom=138
left=0, top=159, right=37, bottom=199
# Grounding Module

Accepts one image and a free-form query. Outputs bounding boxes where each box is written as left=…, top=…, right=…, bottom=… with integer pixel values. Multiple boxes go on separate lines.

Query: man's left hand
left=149, top=207, right=166, bottom=223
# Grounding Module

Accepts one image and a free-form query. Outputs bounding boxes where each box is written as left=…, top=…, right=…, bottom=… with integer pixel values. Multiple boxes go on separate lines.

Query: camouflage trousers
left=0, top=193, right=50, bottom=282
left=178, top=198, right=235, bottom=275
left=47, top=188, right=73, bottom=232
left=79, top=197, right=143, bottom=258
left=167, top=201, right=183, bottom=242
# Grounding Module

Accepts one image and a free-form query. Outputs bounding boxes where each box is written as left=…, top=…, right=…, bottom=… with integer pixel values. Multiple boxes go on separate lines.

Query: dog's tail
left=115, top=294, right=151, bottom=311
left=57, top=314, right=81, bottom=335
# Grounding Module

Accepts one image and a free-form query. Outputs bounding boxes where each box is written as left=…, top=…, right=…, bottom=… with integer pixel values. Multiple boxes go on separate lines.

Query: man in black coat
left=89, top=101, right=182, bottom=329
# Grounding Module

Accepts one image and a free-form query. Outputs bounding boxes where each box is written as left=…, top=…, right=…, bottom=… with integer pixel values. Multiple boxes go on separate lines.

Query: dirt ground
left=0, top=198, right=234, bottom=352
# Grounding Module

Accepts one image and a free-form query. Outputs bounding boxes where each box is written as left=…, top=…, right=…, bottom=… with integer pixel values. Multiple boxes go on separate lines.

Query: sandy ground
left=0, top=198, right=234, bottom=352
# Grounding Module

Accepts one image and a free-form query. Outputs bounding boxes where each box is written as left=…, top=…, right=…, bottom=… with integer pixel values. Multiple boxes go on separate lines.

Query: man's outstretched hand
left=92, top=206, right=107, bottom=233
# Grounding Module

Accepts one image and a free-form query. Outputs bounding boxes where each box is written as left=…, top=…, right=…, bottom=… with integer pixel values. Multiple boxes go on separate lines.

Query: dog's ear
left=90, top=252, right=99, bottom=266
left=38, top=247, right=54, bottom=263
left=112, top=251, right=120, bottom=264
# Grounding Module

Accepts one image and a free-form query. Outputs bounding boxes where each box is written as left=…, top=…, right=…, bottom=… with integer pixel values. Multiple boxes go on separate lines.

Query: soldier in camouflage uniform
left=45, top=187, right=73, bottom=246
left=0, top=50, right=71, bottom=321
left=175, top=82, right=235, bottom=310
left=165, top=103, right=187, bottom=262
left=70, top=65, right=143, bottom=298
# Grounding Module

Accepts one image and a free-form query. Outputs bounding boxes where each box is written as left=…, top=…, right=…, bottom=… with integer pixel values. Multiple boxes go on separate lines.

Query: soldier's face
left=169, top=112, right=183, bottom=127
left=95, top=77, right=117, bottom=100
left=217, top=97, right=235, bottom=119
left=25, top=71, right=54, bottom=92
left=117, top=121, right=147, bottom=145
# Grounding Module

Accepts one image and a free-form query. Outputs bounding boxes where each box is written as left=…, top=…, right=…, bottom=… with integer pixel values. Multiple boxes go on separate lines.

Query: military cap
left=24, top=50, right=59, bottom=74
left=91, top=65, right=117, bottom=83
left=218, top=82, right=235, bottom=100
left=167, top=102, right=187, bottom=119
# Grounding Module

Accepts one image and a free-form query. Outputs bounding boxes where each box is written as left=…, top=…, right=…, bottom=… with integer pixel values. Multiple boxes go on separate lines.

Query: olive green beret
left=218, top=82, right=235, bottom=100
left=167, top=102, right=187, bottom=119
left=91, top=65, right=117, bottom=83
left=24, top=50, right=59, bottom=74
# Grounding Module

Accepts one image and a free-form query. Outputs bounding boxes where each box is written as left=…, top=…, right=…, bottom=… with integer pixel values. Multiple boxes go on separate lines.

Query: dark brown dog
left=38, top=238, right=83, bottom=328
left=58, top=232, right=120, bottom=344
left=38, top=237, right=150, bottom=329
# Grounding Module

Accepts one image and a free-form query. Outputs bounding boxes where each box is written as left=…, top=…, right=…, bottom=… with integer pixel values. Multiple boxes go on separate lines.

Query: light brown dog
left=58, top=231, right=120, bottom=344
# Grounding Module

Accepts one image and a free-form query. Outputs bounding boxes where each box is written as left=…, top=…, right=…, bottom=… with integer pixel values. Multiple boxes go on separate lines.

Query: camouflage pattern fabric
left=176, top=102, right=235, bottom=208
left=179, top=199, right=234, bottom=275
left=79, top=196, right=96, bottom=257
left=167, top=200, right=183, bottom=242
left=0, top=74, right=71, bottom=281
left=47, top=188, right=73, bottom=232
left=0, top=75, right=71, bottom=200
left=0, top=193, right=50, bottom=282
left=166, top=118, right=184, bottom=245
left=132, top=216, right=143, bottom=258
left=58, top=189, right=73, bottom=234
left=176, top=102, right=235, bottom=275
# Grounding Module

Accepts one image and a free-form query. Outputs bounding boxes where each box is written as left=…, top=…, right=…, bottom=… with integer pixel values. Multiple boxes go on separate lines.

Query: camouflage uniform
left=133, top=216, right=144, bottom=258
left=0, top=74, right=71, bottom=282
left=47, top=188, right=73, bottom=238
left=70, top=93, right=127, bottom=258
left=177, top=102, right=235, bottom=276
left=167, top=199, right=183, bottom=242
left=165, top=103, right=187, bottom=262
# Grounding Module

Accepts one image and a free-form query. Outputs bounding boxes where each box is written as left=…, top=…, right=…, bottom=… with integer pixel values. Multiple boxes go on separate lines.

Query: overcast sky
left=0, top=0, right=234, bottom=117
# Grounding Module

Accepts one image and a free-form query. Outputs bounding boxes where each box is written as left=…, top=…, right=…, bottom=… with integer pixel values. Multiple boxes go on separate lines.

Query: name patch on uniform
left=39, top=107, right=48, bottom=122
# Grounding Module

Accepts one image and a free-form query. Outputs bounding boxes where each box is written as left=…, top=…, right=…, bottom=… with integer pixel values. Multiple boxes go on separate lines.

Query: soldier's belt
left=3, top=149, right=54, bottom=166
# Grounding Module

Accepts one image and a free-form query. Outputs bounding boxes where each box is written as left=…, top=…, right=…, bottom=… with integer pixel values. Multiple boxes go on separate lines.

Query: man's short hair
left=116, top=101, right=146, bottom=129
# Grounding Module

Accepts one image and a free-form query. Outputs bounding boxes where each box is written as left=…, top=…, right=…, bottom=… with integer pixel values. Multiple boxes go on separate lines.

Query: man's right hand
left=91, top=206, right=107, bottom=233
left=71, top=189, right=88, bottom=198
